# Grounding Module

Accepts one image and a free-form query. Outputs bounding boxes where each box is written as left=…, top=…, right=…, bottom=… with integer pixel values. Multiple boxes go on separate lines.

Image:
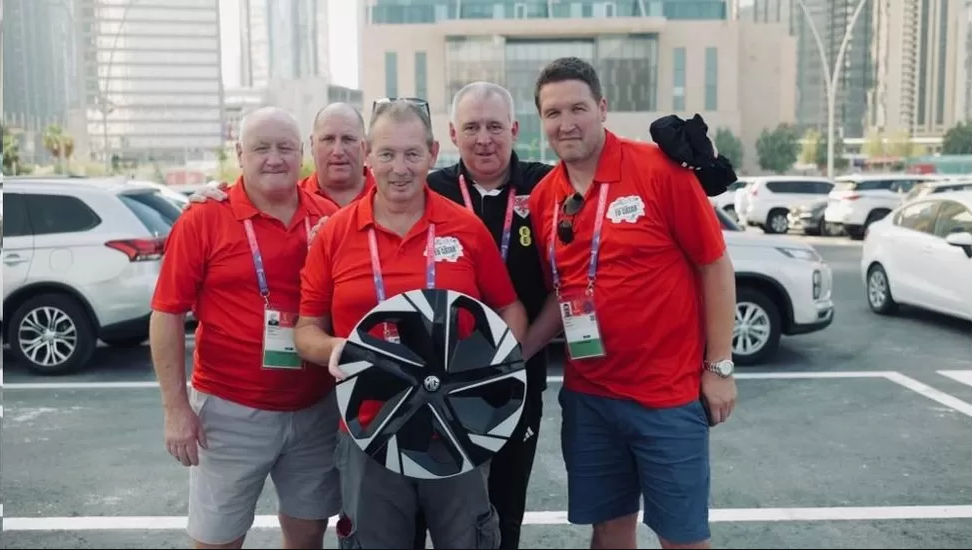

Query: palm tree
left=43, top=124, right=75, bottom=174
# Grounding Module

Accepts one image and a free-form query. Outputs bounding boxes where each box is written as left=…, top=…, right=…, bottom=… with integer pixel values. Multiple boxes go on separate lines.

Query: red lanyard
left=549, top=184, right=609, bottom=297
left=243, top=217, right=312, bottom=305
left=366, top=224, right=436, bottom=302
left=458, top=174, right=517, bottom=262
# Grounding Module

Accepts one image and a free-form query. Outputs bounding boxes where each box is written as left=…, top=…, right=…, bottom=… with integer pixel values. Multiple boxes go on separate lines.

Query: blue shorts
left=559, top=387, right=711, bottom=544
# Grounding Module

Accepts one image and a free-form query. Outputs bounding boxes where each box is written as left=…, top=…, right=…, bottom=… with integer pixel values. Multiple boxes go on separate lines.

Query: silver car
left=2, top=177, right=188, bottom=374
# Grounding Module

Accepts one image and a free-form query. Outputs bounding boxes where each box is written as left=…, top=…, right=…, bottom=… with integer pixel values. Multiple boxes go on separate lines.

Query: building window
left=704, top=46, right=718, bottom=111
left=385, top=51, right=398, bottom=98
left=673, top=47, right=686, bottom=111
left=415, top=51, right=428, bottom=100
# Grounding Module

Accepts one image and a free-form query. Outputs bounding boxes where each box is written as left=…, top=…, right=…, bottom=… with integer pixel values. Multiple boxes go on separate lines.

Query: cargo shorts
left=186, top=387, right=342, bottom=545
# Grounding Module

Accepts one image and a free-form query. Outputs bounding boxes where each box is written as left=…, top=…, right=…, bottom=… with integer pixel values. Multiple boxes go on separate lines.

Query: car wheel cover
left=868, top=270, right=888, bottom=308
left=770, top=214, right=788, bottom=233
left=335, top=289, right=527, bottom=480
left=733, top=301, right=771, bottom=356
left=17, top=306, right=78, bottom=367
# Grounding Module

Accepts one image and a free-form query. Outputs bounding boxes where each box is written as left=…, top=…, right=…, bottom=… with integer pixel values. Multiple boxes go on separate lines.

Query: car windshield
left=118, top=189, right=185, bottom=237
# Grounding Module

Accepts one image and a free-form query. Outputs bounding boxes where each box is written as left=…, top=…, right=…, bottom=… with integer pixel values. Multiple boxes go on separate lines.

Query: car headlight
left=776, top=247, right=822, bottom=262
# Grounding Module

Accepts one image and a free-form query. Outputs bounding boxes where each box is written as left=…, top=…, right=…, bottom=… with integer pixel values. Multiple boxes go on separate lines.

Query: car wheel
left=866, top=264, right=898, bottom=315
left=8, top=293, right=97, bottom=375
left=765, top=210, right=789, bottom=234
left=733, top=287, right=782, bottom=366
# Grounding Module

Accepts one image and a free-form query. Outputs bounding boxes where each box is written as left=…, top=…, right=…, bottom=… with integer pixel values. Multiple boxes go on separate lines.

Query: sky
left=218, top=0, right=360, bottom=90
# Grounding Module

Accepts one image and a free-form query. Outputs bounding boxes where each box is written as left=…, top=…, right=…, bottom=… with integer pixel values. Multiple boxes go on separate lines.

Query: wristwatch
left=704, top=358, right=734, bottom=378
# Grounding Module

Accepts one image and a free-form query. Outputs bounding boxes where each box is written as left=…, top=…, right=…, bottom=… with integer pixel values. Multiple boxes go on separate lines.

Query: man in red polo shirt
left=526, top=58, right=738, bottom=550
left=149, top=106, right=341, bottom=550
left=188, top=102, right=375, bottom=216
left=294, top=99, right=528, bottom=549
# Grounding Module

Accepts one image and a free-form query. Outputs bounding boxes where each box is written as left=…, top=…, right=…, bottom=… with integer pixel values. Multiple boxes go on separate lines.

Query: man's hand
left=328, top=337, right=348, bottom=381
left=164, top=402, right=208, bottom=466
left=700, top=370, right=736, bottom=426
left=185, top=181, right=230, bottom=208
left=308, top=216, right=329, bottom=243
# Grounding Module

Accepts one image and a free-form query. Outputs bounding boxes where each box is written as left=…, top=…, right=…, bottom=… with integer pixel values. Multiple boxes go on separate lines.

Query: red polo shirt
left=152, top=178, right=339, bottom=411
left=299, top=168, right=376, bottom=210
left=300, top=186, right=519, bottom=430
left=528, top=130, right=726, bottom=409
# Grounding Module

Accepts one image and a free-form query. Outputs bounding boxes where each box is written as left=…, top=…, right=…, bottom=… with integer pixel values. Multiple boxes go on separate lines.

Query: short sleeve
left=299, top=227, right=334, bottom=318
left=151, top=210, right=208, bottom=314
left=471, top=222, right=518, bottom=310
left=658, top=163, right=727, bottom=266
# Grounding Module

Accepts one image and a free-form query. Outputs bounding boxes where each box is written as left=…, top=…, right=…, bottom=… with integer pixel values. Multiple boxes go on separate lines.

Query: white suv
left=717, top=209, right=835, bottom=365
left=824, top=173, right=939, bottom=239
left=739, top=176, right=835, bottom=234
left=2, top=177, right=187, bottom=374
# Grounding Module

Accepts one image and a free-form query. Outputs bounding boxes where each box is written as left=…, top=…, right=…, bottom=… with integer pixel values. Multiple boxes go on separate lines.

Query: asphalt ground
left=2, top=232, right=971, bottom=549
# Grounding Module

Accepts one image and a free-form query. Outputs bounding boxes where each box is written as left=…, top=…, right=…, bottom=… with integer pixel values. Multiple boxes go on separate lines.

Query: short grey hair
left=368, top=100, right=435, bottom=150
left=450, top=81, right=516, bottom=125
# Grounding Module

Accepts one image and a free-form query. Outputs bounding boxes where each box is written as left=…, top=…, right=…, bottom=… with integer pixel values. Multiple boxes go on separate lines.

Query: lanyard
left=458, top=174, right=517, bottom=262
left=243, top=217, right=312, bottom=305
left=549, top=183, right=609, bottom=297
left=367, top=224, right=436, bottom=302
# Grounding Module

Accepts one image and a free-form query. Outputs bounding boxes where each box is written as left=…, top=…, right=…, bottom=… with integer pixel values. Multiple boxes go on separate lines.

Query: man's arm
left=520, top=293, right=562, bottom=361
left=150, top=311, right=190, bottom=410
left=495, top=300, right=529, bottom=346
left=294, top=315, right=338, bottom=366
left=699, top=253, right=736, bottom=363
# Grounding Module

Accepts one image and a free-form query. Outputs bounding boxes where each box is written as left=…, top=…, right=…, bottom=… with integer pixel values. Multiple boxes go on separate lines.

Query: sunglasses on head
left=372, top=97, right=431, bottom=117
left=557, top=193, right=584, bottom=245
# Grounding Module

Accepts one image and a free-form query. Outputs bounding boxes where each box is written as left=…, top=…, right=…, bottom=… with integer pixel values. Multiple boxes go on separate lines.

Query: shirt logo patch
left=428, top=236, right=463, bottom=262
left=607, top=195, right=646, bottom=224
left=514, top=195, right=531, bottom=218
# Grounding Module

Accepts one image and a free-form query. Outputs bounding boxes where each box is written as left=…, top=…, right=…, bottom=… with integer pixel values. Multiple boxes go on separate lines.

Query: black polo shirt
left=428, top=152, right=553, bottom=392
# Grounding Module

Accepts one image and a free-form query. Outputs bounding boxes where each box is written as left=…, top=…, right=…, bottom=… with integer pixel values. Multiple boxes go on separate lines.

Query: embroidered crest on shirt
left=607, top=195, right=646, bottom=224
left=428, top=236, right=463, bottom=262
left=514, top=195, right=531, bottom=218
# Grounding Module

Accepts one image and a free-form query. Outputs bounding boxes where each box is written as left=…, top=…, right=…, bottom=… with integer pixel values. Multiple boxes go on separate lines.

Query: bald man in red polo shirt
left=150, top=107, right=340, bottom=550
left=525, top=58, right=738, bottom=550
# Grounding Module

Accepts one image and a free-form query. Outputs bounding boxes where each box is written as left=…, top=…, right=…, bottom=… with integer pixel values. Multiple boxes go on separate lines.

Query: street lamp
left=98, top=0, right=140, bottom=172
left=794, top=0, right=871, bottom=178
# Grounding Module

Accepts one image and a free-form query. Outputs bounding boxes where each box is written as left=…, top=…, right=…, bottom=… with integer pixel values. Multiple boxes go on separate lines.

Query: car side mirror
left=945, top=231, right=972, bottom=258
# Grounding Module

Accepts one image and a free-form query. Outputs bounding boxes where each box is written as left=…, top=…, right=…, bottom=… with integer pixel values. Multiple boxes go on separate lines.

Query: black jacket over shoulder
left=427, top=152, right=553, bottom=393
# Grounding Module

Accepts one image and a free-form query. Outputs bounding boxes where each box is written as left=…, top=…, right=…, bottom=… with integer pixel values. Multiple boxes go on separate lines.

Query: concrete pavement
left=2, top=235, right=971, bottom=549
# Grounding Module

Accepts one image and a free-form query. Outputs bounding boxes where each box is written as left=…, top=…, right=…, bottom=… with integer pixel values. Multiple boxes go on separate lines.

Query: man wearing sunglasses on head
left=525, top=57, right=738, bottom=550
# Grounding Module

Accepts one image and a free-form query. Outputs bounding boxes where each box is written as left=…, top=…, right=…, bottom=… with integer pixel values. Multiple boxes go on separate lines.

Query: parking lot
left=2, top=234, right=971, bottom=549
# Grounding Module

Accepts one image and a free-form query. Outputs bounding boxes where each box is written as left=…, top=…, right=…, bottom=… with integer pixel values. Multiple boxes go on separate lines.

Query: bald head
left=314, top=102, right=365, bottom=133
left=239, top=106, right=301, bottom=145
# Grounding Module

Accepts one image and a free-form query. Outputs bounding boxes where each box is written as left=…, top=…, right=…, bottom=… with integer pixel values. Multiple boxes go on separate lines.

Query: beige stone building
left=358, top=3, right=797, bottom=174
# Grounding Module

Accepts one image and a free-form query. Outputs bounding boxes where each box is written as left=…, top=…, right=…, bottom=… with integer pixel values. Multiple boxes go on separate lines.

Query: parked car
left=2, top=177, right=186, bottom=374
left=901, top=178, right=972, bottom=204
left=824, top=173, right=939, bottom=239
left=717, top=208, right=835, bottom=365
left=787, top=199, right=842, bottom=236
left=861, top=190, right=972, bottom=322
left=711, top=177, right=751, bottom=221
left=738, top=176, right=835, bottom=234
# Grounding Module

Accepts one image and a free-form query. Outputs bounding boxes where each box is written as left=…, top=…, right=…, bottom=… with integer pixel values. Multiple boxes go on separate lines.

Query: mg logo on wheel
left=423, top=375, right=441, bottom=392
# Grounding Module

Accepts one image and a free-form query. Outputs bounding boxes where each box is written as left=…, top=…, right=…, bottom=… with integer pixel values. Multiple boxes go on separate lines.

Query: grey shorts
left=334, top=431, right=500, bottom=549
left=186, top=387, right=341, bottom=545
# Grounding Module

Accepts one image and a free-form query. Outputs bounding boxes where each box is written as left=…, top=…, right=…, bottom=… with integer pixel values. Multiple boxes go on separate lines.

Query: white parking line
left=884, top=372, right=972, bottom=418
left=0, top=371, right=901, bottom=391
left=938, top=370, right=972, bottom=389
left=4, top=505, right=971, bottom=531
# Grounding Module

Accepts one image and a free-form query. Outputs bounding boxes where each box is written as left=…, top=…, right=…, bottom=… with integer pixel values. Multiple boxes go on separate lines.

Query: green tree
left=814, top=132, right=848, bottom=171
left=885, top=130, right=924, bottom=158
left=861, top=129, right=885, bottom=158
left=713, top=127, right=743, bottom=169
left=941, top=121, right=972, bottom=155
left=755, top=123, right=800, bottom=174
left=799, top=128, right=820, bottom=165
left=43, top=124, right=75, bottom=174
